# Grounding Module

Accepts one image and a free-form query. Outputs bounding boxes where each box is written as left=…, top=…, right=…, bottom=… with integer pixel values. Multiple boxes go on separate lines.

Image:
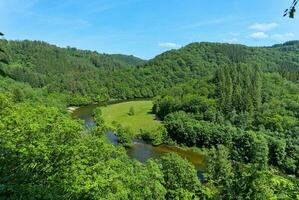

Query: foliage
left=158, top=153, right=203, bottom=199
left=115, top=123, right=133, bottom=147
left=128, top=106, right=135, bottom=116
left=284, top=0, right=298, bottom=18
left=140, top=126, right=168, bottom=146
left=2, top=40, right=299, bottom=105
left=0, top=39, right=299, bottom=199
left=0, top=97, right=168, bottom=199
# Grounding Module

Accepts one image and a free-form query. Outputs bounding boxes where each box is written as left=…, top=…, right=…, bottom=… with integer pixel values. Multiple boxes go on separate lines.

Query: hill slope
left=1, top=40, right=299, bottom=104
left=111, top=54, right=146, bottom=66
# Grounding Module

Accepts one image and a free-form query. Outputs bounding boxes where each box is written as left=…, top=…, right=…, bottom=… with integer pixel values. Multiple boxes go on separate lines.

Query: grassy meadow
left=101, top=100, right=161, bottom=134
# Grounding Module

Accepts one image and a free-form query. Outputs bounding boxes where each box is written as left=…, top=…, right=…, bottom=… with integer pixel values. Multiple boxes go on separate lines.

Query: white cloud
left=249, top=23, right=278, bottom=31
left=271, top=33, right=295, bottom=42
left=158, top=42, right=181, bottom=49
left=249, top=32, right=268, bottom=39
left=179, top=16, right=243, bottom=30
left=224, top=38, right=239, bottom=44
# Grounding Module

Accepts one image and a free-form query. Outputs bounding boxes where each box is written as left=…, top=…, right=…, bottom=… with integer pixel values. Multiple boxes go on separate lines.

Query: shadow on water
left=71, top=102, right=206, bottom=182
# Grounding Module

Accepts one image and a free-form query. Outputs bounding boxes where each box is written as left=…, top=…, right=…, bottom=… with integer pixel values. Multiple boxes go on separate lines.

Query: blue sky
left=0, top=0, right=298, bottom=59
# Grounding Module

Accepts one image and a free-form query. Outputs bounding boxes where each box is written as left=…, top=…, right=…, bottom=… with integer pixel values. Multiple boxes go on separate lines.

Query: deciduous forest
left=0, top=39, right=298, bottom=199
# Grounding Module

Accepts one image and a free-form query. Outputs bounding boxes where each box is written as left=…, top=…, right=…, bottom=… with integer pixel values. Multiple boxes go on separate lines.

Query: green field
left=101, top=100, right=161, bottom=134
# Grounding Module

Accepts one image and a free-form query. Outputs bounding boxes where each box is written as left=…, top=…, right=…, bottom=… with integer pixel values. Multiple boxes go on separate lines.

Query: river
left=71, top=102, right=206, bottom=181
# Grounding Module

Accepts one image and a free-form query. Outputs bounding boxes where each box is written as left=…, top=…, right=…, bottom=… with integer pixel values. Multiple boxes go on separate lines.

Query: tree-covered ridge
left=0, top=40, right=148, bottom=104
left=110, top=54, right=146, bottom=67
left=1, top=39, right=299, bottom=105
left=145, top=41, right=299, bottom=82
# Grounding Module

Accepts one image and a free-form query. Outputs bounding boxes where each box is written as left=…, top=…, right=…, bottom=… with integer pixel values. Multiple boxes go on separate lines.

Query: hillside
left=144, top=41, right=299, bottom=81
left=1, top=40, right=299, bottom=104
left=0, top=40, right=146, bottom=104
left=111, top=54, right=146, bottom=67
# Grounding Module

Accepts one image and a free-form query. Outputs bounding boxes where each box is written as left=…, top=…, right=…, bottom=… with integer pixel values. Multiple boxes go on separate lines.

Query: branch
left=284, top=0, right=298, bottom=18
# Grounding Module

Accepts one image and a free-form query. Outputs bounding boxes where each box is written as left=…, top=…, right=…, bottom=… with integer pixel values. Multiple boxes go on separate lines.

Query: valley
left=1, top=40, right=298, bottom=199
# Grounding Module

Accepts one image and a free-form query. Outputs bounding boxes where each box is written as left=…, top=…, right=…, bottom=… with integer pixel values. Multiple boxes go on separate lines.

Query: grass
left=101, top=100, right=161, bottom=134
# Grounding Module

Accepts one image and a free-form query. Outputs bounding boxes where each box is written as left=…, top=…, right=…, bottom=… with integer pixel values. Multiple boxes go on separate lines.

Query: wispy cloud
left=158, top=42, right=181, bottom=49
left=179, top=16, right=245, bottom=30
left=249, top=32, right=268, bottom=39
left=271, top=33, right=295, bottom=42
left=249, top=22, right=278, bottom=31
left=181, top=18, right=227, bottom=29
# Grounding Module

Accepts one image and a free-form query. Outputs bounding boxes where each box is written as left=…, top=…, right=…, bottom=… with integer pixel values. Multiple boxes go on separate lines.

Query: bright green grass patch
left=101, top=100, right=161, bottom=134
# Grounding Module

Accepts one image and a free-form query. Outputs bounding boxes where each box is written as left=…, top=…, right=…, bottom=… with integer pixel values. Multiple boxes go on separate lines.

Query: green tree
left=207, top=145, right=234, bottom=198
left=115, top=124, right=133, bottom=147
left=158, top=153, right=202, bottom=199
left=269, top=138, right=286, bottom=167
left=128, top=106, right=135, bottom=116
left=92, top=107, right=107, bottom=133
left=232, top=131, right=269, bottom=169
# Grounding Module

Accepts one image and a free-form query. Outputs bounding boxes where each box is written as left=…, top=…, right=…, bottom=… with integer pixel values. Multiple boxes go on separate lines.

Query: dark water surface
left=71, top=103, right=206, bottom=180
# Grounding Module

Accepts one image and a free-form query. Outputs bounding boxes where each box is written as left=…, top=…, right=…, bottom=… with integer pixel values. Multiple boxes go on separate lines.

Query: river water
left=71, top=102, right=206, bottom=180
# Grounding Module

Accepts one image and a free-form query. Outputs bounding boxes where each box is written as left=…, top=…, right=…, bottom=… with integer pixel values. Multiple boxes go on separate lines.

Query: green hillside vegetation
left=111, top=54, right=146, bottom=66
left=0, top=39, right=299, bottom=199
left=1, top=40, right=299, bottom=105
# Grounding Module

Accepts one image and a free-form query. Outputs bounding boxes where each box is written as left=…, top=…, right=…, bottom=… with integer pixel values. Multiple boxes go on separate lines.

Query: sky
left=0, top=0, right=298, bottom=59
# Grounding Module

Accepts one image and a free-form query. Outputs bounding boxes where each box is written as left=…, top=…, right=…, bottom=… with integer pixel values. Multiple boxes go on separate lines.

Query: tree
left=0, top=103, right=84, bottom=199
left=115, top=123, right=133, bottom=147
left=92, top=107, right=107, bottom=133
left=232, top=131, right=269, bottom=169
left=158, top=153, right=202, bottom=199
left=128, top=106, right=135, bottom=116
left=0, top=101, right=168, bottom=199
left=207, top=145, right=234, bottom=198
left=268, top=138, right=286, bottom=167
left=284, top=0, right=298, bottom=18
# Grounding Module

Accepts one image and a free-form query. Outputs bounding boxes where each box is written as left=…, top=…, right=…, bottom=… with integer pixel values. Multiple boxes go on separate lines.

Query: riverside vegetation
left=0, top=39, right=299, bottom=199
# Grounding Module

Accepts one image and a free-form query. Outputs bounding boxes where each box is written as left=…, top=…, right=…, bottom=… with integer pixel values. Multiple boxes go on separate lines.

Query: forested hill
left=144, top=41, right=299, bottom=82
left=110, top=54, right=146, bottom=66
left=0, top=39, right=144, bottom=83
left=0, top=39, right=299, bottom=104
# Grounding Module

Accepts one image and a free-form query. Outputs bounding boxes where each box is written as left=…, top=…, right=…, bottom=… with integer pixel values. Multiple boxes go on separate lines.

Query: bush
left=140, top=126, right=168, bottom=146
left=128, top=106, right=135, bottom=116
left=115, top=124, right=133, bottom=147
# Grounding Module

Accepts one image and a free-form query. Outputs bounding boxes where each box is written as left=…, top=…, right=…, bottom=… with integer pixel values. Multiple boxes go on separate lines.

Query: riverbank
left=67, top=106, right=79, bottom=112
left=67, top=98, right=152, bottom=113
left=71, top=99, right=207, bottom=174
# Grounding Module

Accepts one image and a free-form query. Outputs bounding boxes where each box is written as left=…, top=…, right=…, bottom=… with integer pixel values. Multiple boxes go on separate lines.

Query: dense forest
left=1, top=40, right=299, bottom=104
left=0, top=39, right=299, bottom=199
